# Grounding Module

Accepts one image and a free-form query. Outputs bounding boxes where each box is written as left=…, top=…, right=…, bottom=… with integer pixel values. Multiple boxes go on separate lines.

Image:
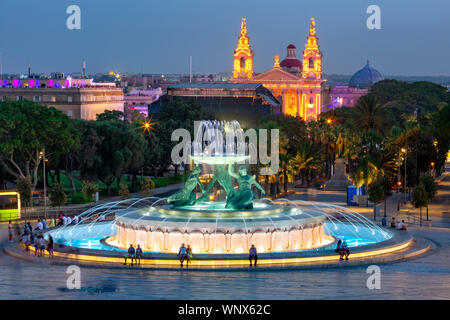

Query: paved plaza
left=0, top=169, right=449, bottom=300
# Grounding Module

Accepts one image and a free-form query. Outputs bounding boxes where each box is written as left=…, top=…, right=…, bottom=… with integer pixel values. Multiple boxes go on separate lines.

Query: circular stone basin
left=44, top=200, right=395, bottom=267
left=106, top=201, right=334, bottom=254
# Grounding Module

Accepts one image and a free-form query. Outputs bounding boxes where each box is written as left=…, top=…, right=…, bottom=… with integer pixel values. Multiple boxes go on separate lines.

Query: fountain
left=43, top=120, right=406, bottom=267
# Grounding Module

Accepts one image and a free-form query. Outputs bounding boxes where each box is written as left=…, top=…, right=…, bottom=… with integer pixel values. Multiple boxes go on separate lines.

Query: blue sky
left=0, top=0, right=449, bottom=76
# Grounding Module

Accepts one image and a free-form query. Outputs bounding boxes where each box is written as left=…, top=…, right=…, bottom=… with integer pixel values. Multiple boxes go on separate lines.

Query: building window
left=67, top=110, right=73, bottom=117
left=68, top=96, right=73, bottom=103
left=240, top=57, right=246, bottom=68
left=33, top=96, right=41, bottom=102
left=51, top=96, right=56, bottom=102
left=16, top=96, right=23, bottom=101
left=1, top=96, right=6, bottom=102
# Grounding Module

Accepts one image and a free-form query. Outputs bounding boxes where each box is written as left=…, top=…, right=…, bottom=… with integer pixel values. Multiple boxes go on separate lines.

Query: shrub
left=141, top=177, right=155, bottom=197
left=82, top=182, right=99, bottom=202
left=118, top=183, right=130, bottom=200
left=49, top=183, right=67, bottom=208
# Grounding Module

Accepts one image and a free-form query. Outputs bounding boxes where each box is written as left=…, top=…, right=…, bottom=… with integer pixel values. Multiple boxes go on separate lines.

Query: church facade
left=231, top=18, right=325, bottom=121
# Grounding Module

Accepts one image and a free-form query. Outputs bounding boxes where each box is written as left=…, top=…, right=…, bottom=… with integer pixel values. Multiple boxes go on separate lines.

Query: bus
left=0, top=191, right=21, bottom=222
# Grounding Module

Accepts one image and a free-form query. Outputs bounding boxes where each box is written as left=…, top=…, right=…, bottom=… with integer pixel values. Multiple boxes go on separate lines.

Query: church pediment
left=252, top=68, right=302, bottom=82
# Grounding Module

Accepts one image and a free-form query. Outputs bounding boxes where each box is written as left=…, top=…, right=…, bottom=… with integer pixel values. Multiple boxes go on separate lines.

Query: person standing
left=36, top=219, right=43, bottom=231
left=8, top=221, right=13, bottom=242
left=42, top=219, right=47, bottom=230
left=249, top=244, right=258, bottom=267
left=47, top=235, right=54, bottom=258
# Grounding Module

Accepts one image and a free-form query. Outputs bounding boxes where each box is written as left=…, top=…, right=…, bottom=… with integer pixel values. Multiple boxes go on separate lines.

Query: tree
left=96, top=110, right=125, bottom=121
left=118, top=183, right=130, bottom=200
left=15, top=176, right=32, bottom=208
left=49, top=183, right=67, bottom=209
left=0, top=101, right=78, bottom=190
left=411, top=183, right=428, bottom=226
left=94, top=119, right=147, bottom=195
left=420, top=174, right=437, bottom=221
left=368, top=177, right=385, bottom=221
left=141, top=177, right=155, bottom=197
left=352, top=94, right=388, bottom=134
left=82, top=182, right=99, bottom=203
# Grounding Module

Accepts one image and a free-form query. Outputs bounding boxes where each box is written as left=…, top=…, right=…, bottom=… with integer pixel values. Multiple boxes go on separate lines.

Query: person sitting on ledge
left=124, top=244, right=135, bottom=266
left=341, top=240, right=350, bottom=261
left=135, top=245, right=143, bottom=264
left=178, top=243, right=188, bottom=267
left=397, top=220, right=407, bottom=231
left=390, top=217, right=396, bottom=228
left=249, top=244, right=258, bottom=267
left=335, top=239, right=342, bottom=253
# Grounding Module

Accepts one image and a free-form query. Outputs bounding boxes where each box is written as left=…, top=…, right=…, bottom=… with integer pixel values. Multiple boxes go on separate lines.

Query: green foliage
left=0, top=101, right=78, bottom=189
left=15, top=176, right=32, bottom=207
left=118, top=183, right=130, bottom=200
left=49, top=183, right=67, bottom=208
left=82, top=182, right=99, bottom=202
left=368, top=177, right=385, bottom=204
left=94, top=119, right=147, bottom=194
left=140, top=177, right=155, bottom=197
left=70, top=192, right=90, bottom=204
left=420, top=174, right=437, bottom=201
left=411, top=183, right=428, bottom=209
left=96, top=110, right=125, bottom=121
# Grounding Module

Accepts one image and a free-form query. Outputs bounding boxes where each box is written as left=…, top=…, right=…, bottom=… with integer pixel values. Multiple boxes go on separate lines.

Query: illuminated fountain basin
left=107, top=201, right=333, bottom=254
left=46, top=198, right=392, bottom=257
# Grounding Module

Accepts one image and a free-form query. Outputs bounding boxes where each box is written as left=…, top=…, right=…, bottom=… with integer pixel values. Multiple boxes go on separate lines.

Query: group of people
left=15, top=220, right=54, bottom=258
left=124, top=244, right=143, bottom=266
left=177, top=243, right=194, bottom=267
left=381, top=217, right=407, bottom=230
left=56, top=213, right=80, bottom=226
left=335, top=239, right=350, bottom=260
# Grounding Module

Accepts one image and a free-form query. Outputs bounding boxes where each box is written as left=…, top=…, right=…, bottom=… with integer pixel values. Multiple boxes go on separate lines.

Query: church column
left=296, top=90, right=301, bottom=118
left=282, top=89, right=286, bottom=115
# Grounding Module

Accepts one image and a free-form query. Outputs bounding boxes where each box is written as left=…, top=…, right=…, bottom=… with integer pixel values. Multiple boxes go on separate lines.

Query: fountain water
left=45, top=120, right=393, bottom=263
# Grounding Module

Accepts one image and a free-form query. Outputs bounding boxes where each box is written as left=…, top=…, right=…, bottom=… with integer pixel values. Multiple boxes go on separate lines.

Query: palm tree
left=353, top=94, right=387, bottom=134
left=290, top=141, right=323, bottom=186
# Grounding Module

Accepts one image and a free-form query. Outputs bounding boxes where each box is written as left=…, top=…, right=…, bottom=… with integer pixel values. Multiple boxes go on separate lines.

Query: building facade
left=232, top=18, right=324, bottom=121
left=151, top=83, right=280, bottom=127
left=0, top=78, right=123, bottom=120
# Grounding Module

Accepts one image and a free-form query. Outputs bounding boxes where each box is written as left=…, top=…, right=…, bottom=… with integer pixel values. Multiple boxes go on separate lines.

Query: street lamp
left=397, top=180, right=402, bottom=211
left=401, top=148, right=407, bottom=204
left=39, top=149, right=47, bottom=219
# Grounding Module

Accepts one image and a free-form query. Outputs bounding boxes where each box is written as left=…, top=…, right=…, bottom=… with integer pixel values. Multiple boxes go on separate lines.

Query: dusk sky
left=1, top=0, right=449, bottom=76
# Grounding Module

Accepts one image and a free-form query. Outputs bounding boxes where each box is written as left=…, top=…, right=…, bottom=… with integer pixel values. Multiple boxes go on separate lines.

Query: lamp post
left=401, top=148, right=407, bottom=204
left=39, top=149, right=47, bottom=219
left=397, top=181, right=402, bottom=211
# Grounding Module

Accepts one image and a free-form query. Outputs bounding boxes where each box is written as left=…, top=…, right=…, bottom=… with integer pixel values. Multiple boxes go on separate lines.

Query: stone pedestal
left=324, top=158, right=351, bottom=191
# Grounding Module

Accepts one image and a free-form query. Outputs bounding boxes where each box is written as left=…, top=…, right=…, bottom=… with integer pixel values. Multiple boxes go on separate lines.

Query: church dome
left=280, top=44, right=302, bottom=70
left=349, top=61, right=384, bottom=88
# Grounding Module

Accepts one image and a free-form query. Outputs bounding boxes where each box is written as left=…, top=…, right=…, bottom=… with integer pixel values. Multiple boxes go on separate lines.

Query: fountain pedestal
left=324, top=158, right=351, bottom=191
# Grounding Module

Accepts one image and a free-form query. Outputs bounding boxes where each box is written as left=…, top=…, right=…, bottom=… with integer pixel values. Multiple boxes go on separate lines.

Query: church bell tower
left=233, top=18, right=254, bottom=80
